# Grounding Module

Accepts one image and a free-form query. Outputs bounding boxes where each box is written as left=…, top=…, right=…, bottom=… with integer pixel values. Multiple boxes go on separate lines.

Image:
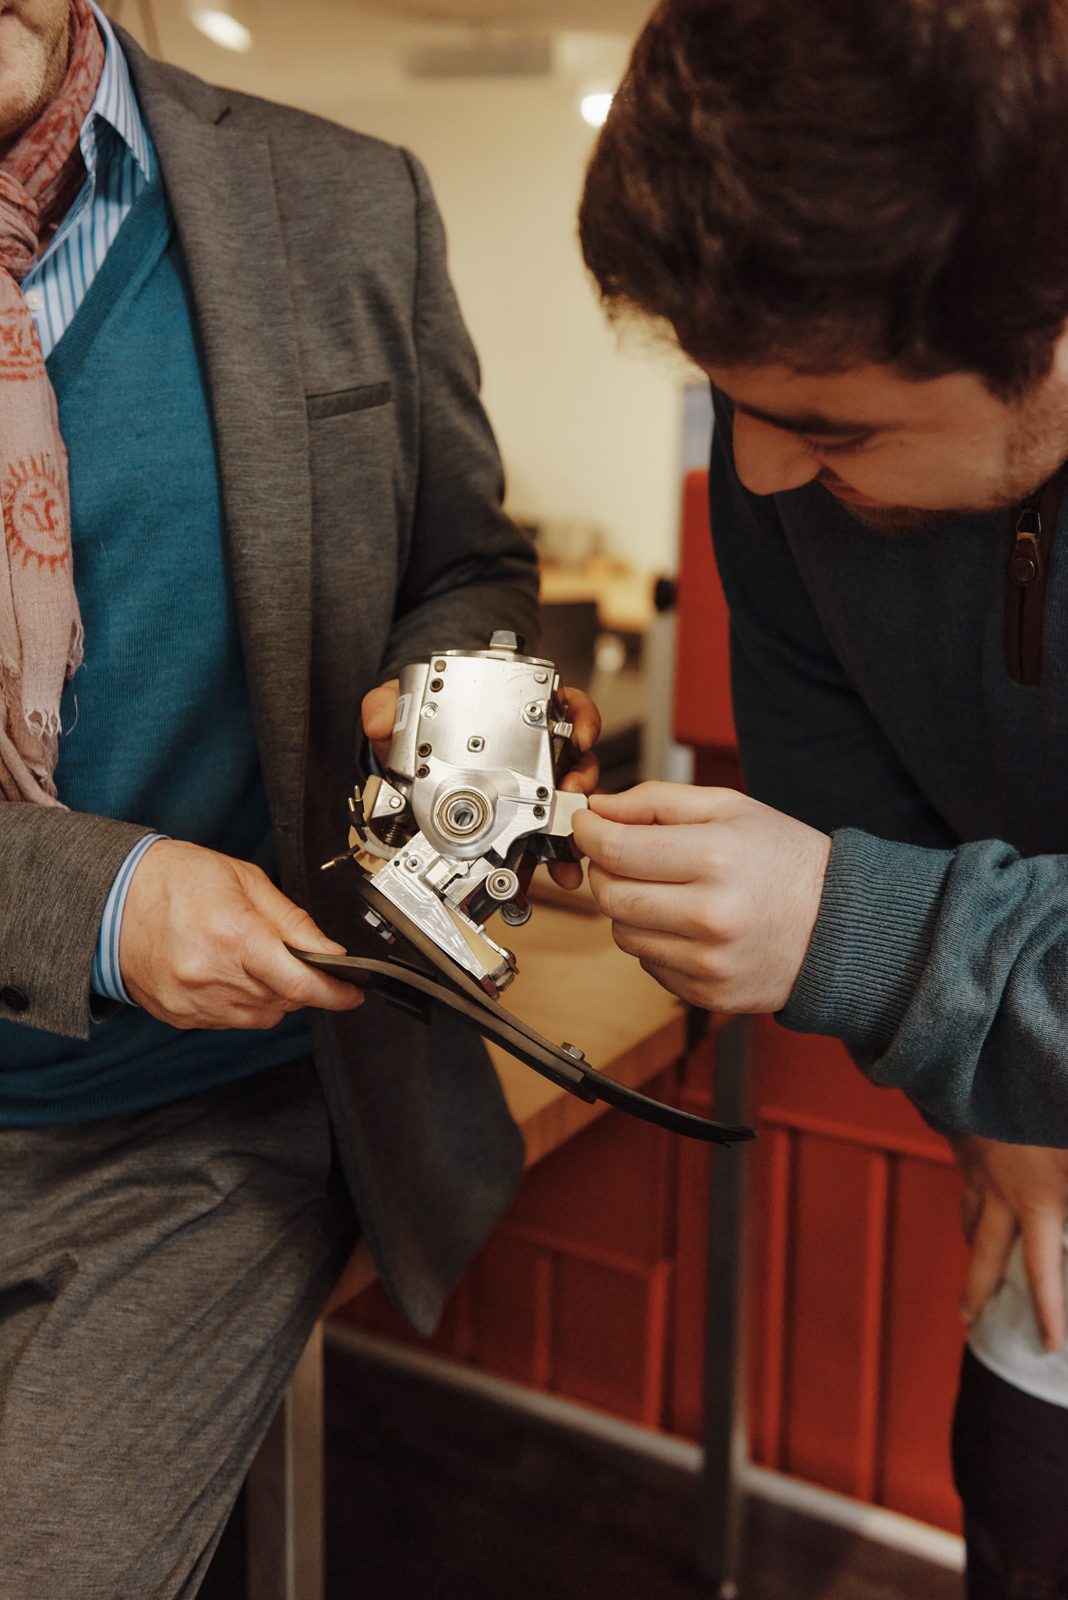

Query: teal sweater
left=710, top=387, right=1068, bottom=1146
left=0, top=173, right=309, bottom=1123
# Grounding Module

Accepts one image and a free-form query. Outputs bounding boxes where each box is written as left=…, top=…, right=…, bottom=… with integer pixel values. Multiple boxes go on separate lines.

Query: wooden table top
left=538, top=563, right=655, bottom=636
left=486, top=898, right=685, bottom=1167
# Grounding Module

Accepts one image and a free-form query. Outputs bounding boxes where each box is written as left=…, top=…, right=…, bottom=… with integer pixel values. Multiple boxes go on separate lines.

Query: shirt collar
left=84, top=1, right=153, bottom=182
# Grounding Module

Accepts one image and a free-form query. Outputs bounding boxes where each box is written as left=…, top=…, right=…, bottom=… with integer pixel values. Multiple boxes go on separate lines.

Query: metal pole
left=697, top=1014, right=752, bottom=1597
left=246, top=1321, right=325, bottom=1600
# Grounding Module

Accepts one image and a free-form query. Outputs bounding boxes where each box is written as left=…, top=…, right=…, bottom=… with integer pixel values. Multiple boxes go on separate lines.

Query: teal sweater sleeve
left=708, top=389, right=1068, bottom=1147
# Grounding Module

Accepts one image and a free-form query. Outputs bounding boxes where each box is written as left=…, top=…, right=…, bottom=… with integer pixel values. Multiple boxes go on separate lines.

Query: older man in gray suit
left=0, top=2, right=597, bottom=1593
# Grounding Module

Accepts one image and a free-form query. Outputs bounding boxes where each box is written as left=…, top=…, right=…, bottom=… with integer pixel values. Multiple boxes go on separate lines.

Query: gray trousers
left=0, top=1058, right=358, bottom=1600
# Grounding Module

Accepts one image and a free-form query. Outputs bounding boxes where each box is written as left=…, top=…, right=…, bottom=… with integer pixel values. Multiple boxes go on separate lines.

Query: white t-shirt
left=967, top=1228, right=1068, bottom=1406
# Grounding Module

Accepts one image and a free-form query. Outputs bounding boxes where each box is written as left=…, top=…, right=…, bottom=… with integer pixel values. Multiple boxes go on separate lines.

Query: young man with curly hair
left=575, top=2, right=1068, bottom=1590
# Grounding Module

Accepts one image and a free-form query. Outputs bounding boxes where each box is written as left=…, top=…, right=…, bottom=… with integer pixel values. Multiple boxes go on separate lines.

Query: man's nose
left=731, top=412, right=821, bottom=495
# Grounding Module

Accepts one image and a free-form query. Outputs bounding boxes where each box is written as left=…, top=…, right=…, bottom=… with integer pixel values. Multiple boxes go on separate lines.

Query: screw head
left=467, top=735, right=485, bottom=753
left=536, top=786, right=549, bottom=800
left=417, top=764, right=430, bottom=778
left=405, top=856, right=420, bottom=870
left=417, top=743, right=432, bottom=758
left=533, top=804, right=546, bottom=818
left=430, top=677, right=444, bottom=692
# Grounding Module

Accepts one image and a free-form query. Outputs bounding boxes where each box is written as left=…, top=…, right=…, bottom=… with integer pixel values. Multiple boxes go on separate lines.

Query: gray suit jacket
left=0, top=34, right=538, bottom=1334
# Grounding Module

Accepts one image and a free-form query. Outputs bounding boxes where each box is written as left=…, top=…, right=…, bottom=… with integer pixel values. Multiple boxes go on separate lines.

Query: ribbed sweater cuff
left=779, top=828, right=953, bottom=1055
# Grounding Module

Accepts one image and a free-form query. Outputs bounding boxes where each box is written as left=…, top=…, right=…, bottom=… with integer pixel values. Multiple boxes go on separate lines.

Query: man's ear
left=1050, top=316, right=1068, bottom=382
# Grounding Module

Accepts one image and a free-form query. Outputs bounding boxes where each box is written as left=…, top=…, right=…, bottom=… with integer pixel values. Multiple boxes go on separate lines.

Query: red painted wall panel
left=552, top=1256, right=658, bottom=1418
left=469, top=1232, right=545, bottom=1385
left=337, top=1022, right=967, bottom=1530
left=674, top=471, right=737, bottom=750
left=881, top=1158, right=968, bottom=1529
left=781, top=1134, right=878, bottom=1495
left=506, top=1093, right=675, bottom=1268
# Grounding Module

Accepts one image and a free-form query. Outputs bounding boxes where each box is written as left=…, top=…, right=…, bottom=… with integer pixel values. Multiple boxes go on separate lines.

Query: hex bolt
left=533, top=804, right=546, bottom=818
left=536, top=786, right=549, bottom=800
left=417, top=764, right=430, bottom=778
left=417, top=743, right=432, bottom=758
left=430, top=677, right=444, bottom=692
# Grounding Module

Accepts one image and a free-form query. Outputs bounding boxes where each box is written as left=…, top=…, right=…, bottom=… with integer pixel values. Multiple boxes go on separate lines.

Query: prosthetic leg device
left=297, top=633, right=754, bottom=1148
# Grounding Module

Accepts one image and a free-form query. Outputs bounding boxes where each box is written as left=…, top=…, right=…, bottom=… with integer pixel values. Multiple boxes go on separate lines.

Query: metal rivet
left=421, top=704, right=437, bottom=719
left=430, top=677, right=444, bottom=692
left=534, top=671, right=548, bottom=684
left=533, top=804, right=546, bottom=818
left=417, top=743, right=432, bottom=758
left=434, top=660, right=447, bottom=671
left=388, top=794, right=404, bottom=810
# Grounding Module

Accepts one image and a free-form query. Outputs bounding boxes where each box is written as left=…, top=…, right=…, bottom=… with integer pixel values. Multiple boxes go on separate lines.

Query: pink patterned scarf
left=0, top=0, right=103, bottom=804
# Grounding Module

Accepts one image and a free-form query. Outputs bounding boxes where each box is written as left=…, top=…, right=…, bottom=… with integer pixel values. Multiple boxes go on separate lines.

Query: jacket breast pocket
left=306, top=382, right=392, bottom=422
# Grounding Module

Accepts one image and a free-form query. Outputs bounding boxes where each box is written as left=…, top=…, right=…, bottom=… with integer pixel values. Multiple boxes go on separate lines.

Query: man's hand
left=952, top=1134, right=1068, bottom=1352
left=120, top=839, right=363, bottom=1030
left=361, top=677, right=601, bottom=890
left=571, top=782, right=831, bottom=1013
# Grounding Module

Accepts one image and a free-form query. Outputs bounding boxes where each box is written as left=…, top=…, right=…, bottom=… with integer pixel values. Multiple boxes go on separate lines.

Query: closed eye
left=811, top=434, right=879, bottom=456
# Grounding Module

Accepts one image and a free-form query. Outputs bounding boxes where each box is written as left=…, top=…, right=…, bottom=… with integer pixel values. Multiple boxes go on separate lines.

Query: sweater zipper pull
left=1012, top=498, right=1043, bottom=586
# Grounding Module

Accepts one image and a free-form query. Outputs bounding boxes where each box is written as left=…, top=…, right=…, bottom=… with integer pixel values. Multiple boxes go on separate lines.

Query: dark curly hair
left=579, top=0, right=1068, bottom=395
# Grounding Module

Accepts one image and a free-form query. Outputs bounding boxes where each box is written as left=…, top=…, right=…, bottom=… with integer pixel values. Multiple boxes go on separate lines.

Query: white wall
left=342, top=77, right=687, bottom=574
left=116, top=2, right=690, bottom=573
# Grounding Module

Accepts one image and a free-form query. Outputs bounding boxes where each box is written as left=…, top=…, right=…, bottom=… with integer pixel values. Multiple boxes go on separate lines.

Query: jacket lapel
left=119, top=34, right=312, bottom=896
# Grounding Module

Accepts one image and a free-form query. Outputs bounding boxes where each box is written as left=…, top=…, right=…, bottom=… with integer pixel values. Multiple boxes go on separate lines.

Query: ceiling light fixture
left=188, top=6, right=251, bottom=51
left=580, top=92, right=613, bottom=128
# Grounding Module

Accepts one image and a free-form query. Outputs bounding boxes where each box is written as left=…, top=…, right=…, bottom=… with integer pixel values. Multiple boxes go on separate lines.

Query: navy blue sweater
left=710, top=388, right=1068, bottom=1147
left=0, top=172, right=309, bottom=1123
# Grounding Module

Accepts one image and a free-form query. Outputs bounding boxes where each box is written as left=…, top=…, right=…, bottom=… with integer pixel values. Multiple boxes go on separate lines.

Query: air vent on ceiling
left=405, top=34, right=552, bottom=79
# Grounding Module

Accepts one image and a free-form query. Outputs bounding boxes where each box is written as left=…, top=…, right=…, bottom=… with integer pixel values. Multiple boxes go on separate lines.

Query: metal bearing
left=433, top=788, right=491, bottom=841
left=485, top=868, right=520, bottom=901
